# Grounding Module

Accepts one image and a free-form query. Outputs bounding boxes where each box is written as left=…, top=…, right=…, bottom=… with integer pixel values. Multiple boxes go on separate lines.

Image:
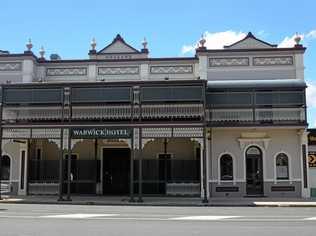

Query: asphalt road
left=1, top=204, right=316, bottom=236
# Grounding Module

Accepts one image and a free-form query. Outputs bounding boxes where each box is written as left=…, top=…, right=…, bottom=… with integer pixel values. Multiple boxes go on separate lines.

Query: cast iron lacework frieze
left=0, top=62, right=22, bottom=71
left=46, top=67, right=87, bottom=76
left=209, top=57, right=249, bottom=67
left=253, top=56, right=293, bottom=66
left=98, top=66, right=139, bottom=75
left=150, top=65, right=193, bottom=74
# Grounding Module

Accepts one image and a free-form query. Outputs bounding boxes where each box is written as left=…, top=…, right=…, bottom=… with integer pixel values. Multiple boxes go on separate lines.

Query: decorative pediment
left=238, top=138, right=271, bottom=150
left=224, top=32, right=277, bottom=49
left=98, top=34, right=140, bottom=54
left=90, top=34, right=148, bottom=60
left=237, top=132, right=271, bottom=150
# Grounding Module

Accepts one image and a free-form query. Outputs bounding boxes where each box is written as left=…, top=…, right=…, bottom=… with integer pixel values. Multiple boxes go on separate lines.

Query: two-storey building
left=0, top=32, right=310, bottom=201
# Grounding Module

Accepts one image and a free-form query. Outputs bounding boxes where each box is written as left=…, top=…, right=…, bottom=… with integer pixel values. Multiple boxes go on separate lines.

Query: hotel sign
left=71, top=127, right=132, bottom=139
left=309, top=152, right=316, bottom=168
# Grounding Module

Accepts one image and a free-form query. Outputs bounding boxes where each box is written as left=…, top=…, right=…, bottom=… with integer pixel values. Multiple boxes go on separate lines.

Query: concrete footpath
left=1, top=195, right=316, bottom=207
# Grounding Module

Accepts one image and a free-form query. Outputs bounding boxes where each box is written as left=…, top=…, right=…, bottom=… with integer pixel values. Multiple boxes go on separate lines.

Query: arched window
left=276, top=153, right=289, bottom=180
left=220, top=154, right=233, bottom=180
left=1, top=155, right=11, bottom=180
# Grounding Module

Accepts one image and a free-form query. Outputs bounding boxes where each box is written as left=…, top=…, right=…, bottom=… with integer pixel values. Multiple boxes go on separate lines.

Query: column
left=58, top=128, right=64, bottom=201
left=66, top=128, right=72, bottom=201
left=199, top=140, right=204, bottom=197
left=94, top=139, right=98, bottom=194
left=202, top=130, right=208, bottom=203
left=22, top=59, right=34, bottom=83
left=129, top=130, right=135, bottom=202
left=299, top=129, right=310, bottom=198
left=64, top=87, right=72, bottom=201
left=0, top=87, right=3, bottom=200
left=138, top=128, right=143, bottom=202
left=206, top=129, right=211, bottom=199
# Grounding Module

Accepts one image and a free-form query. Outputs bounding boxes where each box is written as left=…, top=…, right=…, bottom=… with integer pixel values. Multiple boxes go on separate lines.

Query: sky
left=0, top=0, right=315, bottom=127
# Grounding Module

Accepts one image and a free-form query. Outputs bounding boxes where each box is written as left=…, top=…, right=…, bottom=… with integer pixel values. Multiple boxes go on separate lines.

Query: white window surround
left=273, top=151, right=292, bottom=184
left=217, top=152, right=237, bottom=185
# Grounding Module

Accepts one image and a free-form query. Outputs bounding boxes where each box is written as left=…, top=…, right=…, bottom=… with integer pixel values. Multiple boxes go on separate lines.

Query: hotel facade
left=0, top=33, right=311, bottom=201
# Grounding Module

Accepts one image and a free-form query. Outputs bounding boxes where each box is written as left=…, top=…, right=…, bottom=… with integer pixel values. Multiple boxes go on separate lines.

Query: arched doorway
left=245, top=146, right=263, bottom=195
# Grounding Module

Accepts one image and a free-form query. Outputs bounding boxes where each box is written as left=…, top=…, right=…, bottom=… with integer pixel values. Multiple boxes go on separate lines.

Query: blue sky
left=1, top=0, right=315, bottom=127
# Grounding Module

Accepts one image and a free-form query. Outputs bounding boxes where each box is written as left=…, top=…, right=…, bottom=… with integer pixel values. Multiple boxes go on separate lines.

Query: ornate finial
left=91, top=37, right=97, bottom=50
left=199, top=34, right=206, bottom=48
left=142, top=37, right=148, bottom=49
left=294, top=32, right=302, bottom=45
left=39, top=46, right=45, bottom=58
left=26, top=38, right=33, bottom=51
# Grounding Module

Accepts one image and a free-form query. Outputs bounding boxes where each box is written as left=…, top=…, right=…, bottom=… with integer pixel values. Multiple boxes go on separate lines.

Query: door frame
left=156, top=152, right=174, bottom=194
left=101, top=145, right=130, bottom=195
left=245, top=145, right=264, bottom=195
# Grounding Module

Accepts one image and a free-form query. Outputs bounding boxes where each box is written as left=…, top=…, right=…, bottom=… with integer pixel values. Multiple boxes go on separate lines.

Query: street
left=0, top=204, right=316, bottom=236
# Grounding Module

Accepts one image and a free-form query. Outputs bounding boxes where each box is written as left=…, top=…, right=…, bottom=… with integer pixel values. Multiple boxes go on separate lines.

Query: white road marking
left=169, top=215, right=241, bottom=221
left=40, top=213, right=118, bottom=219
left=304, top=217, right=316, bottom=220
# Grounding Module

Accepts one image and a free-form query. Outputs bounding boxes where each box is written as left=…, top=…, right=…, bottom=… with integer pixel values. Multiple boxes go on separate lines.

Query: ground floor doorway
left=246, top=146, right=264, bottom=196
left=102, top=148, right=130, bottom=195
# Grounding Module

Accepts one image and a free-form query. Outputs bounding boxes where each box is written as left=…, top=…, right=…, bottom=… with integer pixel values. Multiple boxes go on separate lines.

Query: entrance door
left=246, top=146, right=264, bottom=195
left=102, top=148, right=130, bottom=195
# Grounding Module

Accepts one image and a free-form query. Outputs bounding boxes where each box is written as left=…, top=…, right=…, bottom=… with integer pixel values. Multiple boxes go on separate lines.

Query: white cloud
left=181, top=30, right=246, bottom=54
left=181, top=45, right=196, bottom=54
left=182, top=29, right=316, bottom=53
left=306, top=81, right=316, bottom=108
left=257, top=30, right=265, bottom=36
left=278, top=34, right=305, bottom=48
left=307, top=30, right=316, bottom=39
left=278, top=29, right=316, bottom=48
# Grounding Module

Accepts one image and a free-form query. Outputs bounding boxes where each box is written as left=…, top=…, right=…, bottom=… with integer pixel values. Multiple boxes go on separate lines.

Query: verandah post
left=0, top=86, right=3, bottom=200
left=138, top=128, right=143, bottom=202
left=58, top=128, right=64, bottom=201
left=129, top=129, right=135, bottom=202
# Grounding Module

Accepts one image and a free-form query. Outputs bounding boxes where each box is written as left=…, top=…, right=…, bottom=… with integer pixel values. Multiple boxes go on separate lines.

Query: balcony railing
left=3, top=106, right=63, bottom=121
left=207, top=107, right=306, bottom=125
left=255, top=108, right=305, bottom=122
left=72, top=105, right=132, bottom=120
left=209, top=109, right=253, bottom=122
left=141, top=104, right=203, bottom=119
left=2, top=103, right=203, bottom=122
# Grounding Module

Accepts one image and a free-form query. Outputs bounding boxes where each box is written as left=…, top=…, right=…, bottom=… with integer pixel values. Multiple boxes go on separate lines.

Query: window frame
left=275, top=152, right=290, bottom=180
left=219, top=154, right=234, bottom=181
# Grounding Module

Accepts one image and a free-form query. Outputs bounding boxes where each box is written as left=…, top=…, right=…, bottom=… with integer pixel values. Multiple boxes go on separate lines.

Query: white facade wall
left=208, top=128, right=304, bottom=197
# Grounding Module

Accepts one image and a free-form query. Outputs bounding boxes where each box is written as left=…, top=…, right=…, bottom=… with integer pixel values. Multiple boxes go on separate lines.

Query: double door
left=103, top=148, right=130, bottom=195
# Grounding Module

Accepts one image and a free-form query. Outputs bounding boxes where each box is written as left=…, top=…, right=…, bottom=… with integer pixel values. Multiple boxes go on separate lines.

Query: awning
left=207, top=79, right=306, bottom=90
